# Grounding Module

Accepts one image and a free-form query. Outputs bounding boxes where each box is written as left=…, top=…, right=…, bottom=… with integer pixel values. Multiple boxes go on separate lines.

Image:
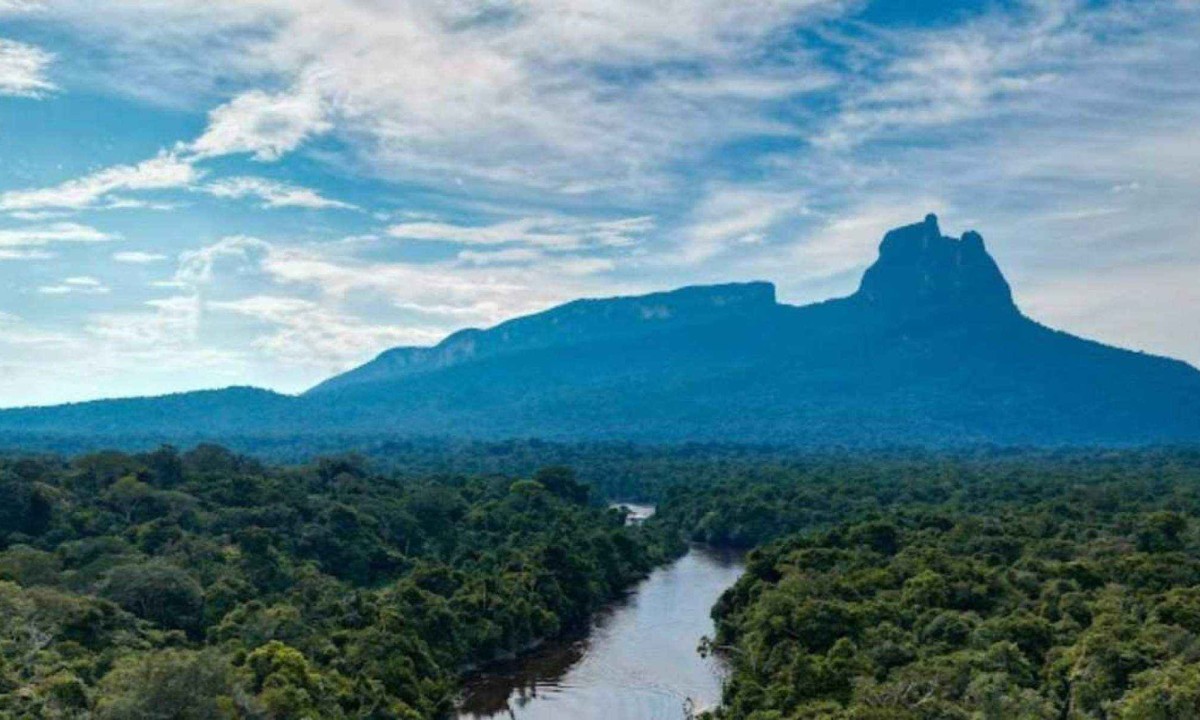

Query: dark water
left=456, top=546, right=746, bottom=719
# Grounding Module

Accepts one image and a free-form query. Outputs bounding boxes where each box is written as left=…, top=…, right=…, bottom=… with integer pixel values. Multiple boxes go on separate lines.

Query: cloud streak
left=0, top=153, right=197, bottom=212
left=202, top=176, right=356, bottom=210
left=38, top=275, right=110, bottom=295
left=0, top=222, right=115, bottom=247
left=0, top=37, right=54, bottom=97
left=388, top=215, right=653, bottom=252
left=112, top=251, right=167, bottom=264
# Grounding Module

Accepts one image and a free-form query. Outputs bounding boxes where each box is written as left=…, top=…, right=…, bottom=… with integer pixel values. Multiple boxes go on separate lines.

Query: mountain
left=3, top=214, right=1199, bottom=447
left=308, top=280, right=778, bottom=395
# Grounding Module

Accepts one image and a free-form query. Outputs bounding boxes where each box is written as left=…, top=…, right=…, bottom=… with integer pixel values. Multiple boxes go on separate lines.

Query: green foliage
left=664, top=451, right=1200, bottom=719
left=102, top=561, right=205, bottom=633
left=0, top=446, right=673, bottom=718
left=94, top=649, right=237, bottom=720
left=10, top=443, right=1200, bottom=719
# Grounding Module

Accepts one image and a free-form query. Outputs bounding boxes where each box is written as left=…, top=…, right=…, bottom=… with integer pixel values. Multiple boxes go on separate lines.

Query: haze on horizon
left=1, top=0, right=1198, bottom=408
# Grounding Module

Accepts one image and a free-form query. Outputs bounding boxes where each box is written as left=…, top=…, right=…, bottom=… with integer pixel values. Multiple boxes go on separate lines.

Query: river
left=455, top=545, right=746, bottom=719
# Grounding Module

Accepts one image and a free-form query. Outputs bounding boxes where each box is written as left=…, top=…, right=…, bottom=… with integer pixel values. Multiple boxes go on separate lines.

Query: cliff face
left=855, top=214, right=1017, bottom=321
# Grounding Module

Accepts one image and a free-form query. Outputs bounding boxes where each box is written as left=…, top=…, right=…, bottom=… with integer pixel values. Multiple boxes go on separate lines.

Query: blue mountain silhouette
left=3, top=214, right=1197, bottom=447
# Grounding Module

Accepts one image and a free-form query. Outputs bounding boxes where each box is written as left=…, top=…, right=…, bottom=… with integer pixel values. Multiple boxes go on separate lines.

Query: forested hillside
left=649, top=451, right=1200, bottom=718
left=0, top=446, right=674, bottom=718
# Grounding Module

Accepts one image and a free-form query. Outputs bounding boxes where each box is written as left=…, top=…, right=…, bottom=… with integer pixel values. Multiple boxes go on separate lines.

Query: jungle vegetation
left=0, top=445, right=674, bottom=718
left=659, top=449, right=1200, bottom=718
left=7, top=443, right=1200, bottom=718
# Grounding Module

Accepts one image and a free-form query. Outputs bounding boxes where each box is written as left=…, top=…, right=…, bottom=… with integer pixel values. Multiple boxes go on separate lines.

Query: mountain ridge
left=308, top=280, right=778, bottom=395
left=3, top=214, right=1198, bottom=448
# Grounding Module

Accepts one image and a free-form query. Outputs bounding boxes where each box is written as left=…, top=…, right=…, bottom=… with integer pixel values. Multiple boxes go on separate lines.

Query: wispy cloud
left=0, top=37, right=55, bottom=97
left=203, top=176, right=356, bottom=210
left=813, top=1, right=1199, bottom=150
left=188, top=84, right=331, bottom=161
left=677, top=188, right=806, bottom=264
left=457, top=247, right=544, bottom=266
left=175, top=235, right=269, bottom=286
left=0, top=249, right=54, bottom=261
left=38, top=275, right=111, bottom=295
left=0, top=222, right=115, bottom=247
left=2, top=157, right=352, bottom=215
left=0, top=153, right=197, bottom=212
left=13, top=0, right=841, bottom=191
left=112, top=250, right=167, bottom=264
left=208, top=294, right=428, bottom=370
left=388, top=215, right=653, bottom=251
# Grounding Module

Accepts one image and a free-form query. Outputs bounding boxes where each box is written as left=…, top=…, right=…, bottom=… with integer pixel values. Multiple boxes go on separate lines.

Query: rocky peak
left=855, top=214, right=1016, bottom=319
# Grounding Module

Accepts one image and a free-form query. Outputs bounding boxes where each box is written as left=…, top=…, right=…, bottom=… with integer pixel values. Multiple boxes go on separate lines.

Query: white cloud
left=16, top=0, right=840, bottom=191
left=809, top=2, right=1200, bottom=152
left=0, top=152, right=198, bottom=211
left=207, top=295, right=317, bottom=324
left=457, top=247, right=544, bottom=266
left=188, top=84, right=330, bottom=161
left=388, top=215, right=653, bottom=251
left=0, top=222, right=115, bottom=247
left=203, top=176, right=355, bottom=209
left=7, top=210, right=70, bottom=221
left=1, top=156, right=354, bottom=218
left=551, top=256, right=617, bottom=276
left=229, top=231, right=642, bottom=329
left=86, top=294, right=205, bottom=357
left=208, top=294, right=431, bottom=369
left=0, top=37, right=54, bottom=97
left=0, top=98, right=349, bottom=215
left=389, top=218, right=579, bottom=249
left=38, top=276, right=110, bottom=295
left=113, top=250, right=167, bottom=263
left=0, top=249, right=54, bottom=261
left=175, top=234, right=269, bottom=286
left=677, top=188, right=806, bottom=264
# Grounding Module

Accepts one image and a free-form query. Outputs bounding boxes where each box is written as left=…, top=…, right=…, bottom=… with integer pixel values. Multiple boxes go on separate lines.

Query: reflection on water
left=615, top=503, right=657, bottom=525
left=456, top=546, right=746, bottom=720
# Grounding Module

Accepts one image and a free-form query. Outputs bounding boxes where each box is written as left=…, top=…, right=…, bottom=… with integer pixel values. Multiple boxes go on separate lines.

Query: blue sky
left=1, top=0, right=1198, bottom=407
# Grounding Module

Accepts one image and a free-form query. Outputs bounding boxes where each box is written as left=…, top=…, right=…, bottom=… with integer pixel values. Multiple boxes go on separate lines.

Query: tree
left=94, top=649, right=236, bottom=720
left=141, top=445, right=184, bottom=488
left=0, top=474, right=53, bottom=539
left=102, top=562, right=204, bottom=632
left=1137, top=511, right=1189, bottom=553
left=245, top=641, right=349, bottom=719
left=533, top=466, right=590, bottom=504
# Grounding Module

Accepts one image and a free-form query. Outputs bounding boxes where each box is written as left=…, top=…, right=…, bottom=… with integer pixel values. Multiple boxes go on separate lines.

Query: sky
left=0, top=0, right=1198, bottom=407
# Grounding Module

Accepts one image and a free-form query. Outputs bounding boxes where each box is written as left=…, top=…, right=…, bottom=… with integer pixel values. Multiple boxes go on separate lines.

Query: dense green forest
left=661, top=450, right=1200, bottom=718
left=0, top=445, right=675, bottom=718
left=7, top=444, right=1200, bottom=718
left=7, top=438, right=1197, bottom=505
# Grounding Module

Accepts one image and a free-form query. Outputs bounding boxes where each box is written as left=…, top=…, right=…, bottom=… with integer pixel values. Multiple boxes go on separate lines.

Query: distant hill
left=3, top=214, right=1198, bottom=447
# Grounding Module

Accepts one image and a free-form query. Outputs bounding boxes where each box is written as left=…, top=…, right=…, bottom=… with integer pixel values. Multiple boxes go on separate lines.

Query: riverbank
left=456, top=545, right=745, bottom=720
